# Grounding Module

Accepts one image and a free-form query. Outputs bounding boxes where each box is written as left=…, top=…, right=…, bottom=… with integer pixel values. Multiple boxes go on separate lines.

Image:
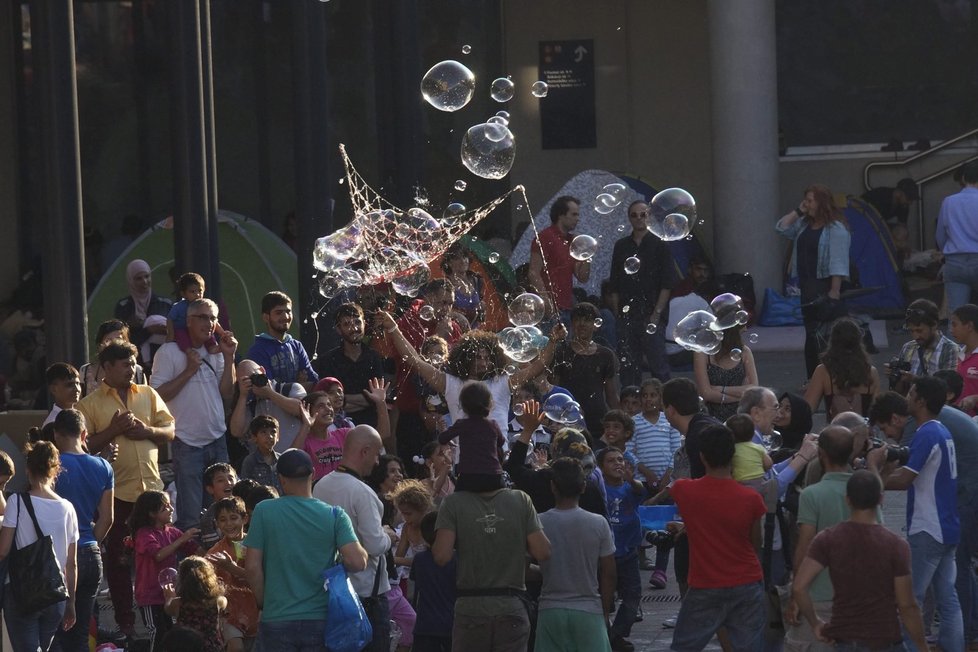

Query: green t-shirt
left=244, top=495, right=358, bottom=622
left=797, top=472, right=855, bottom=602
left=435, top=489, right=542, bottom=617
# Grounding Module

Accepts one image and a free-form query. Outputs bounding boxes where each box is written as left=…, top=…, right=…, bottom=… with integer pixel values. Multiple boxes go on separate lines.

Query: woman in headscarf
left=113, top=259, right=172, bottom=367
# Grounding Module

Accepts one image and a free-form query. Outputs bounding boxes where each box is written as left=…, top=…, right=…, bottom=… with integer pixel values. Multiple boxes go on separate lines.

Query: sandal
left=649, top=569, right=667, bottom=589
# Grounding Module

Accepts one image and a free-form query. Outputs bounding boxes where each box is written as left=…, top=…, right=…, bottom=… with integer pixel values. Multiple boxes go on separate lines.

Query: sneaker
left=610, top=636, right=635, bottom=652
left=640, top=559, right=656, bottom=571
left=663, top=616, right=677, bottom=628
left=649, top=569, right=667, bottom=589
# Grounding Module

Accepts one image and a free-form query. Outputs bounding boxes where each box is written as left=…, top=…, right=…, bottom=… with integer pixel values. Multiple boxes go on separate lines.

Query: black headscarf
left=777, top=392, right=812, bottom=451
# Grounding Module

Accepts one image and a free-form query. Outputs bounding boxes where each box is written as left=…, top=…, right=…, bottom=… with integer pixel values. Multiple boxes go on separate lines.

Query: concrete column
left=708, top=0, right=781, bottom=305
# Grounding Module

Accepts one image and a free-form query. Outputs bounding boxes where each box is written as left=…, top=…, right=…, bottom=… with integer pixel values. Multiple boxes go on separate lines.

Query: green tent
left=87, top=211, right=300, bottom=356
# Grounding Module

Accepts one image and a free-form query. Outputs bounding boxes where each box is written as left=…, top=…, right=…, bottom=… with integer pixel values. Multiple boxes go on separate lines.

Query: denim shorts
left=671, top=581, right=765, bottom=651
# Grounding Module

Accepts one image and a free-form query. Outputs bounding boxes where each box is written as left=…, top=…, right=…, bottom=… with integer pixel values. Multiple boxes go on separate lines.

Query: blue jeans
left=611, top=550, right=641, bottom=639
left=956, top=501, right=978, bottom=643
left=171, top=436, right=229, bottom=530
left=53, top=544, right=102, bottom=652
left=943, top=253, right=978, bottom=315
left=3, top=588, right=66, bottom=652
left=258, top=619, right=328, bottom=652
left=670, top=581, right=765, bottom=651
left=907, top=531, right=964, bottom=652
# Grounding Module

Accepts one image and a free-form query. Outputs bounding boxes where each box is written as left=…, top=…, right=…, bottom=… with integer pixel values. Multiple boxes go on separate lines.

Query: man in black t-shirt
left=320, top=303, right=385, bottom=428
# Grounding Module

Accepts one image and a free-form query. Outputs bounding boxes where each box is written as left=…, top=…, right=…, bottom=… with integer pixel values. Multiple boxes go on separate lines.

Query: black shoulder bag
left=8, top=492, right=69, bottom=614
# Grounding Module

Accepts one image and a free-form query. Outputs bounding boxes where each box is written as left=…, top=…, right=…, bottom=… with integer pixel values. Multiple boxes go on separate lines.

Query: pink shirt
left=958, top=348, right=978, bottom=414
left=134, top=525, right=198, bottom=606
left=303, top=427, right=351, bottom=481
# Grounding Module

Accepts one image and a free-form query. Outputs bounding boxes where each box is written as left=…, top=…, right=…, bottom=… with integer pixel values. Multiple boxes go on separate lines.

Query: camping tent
left=428, top=234, right=517, bottom=332
left=87, top=211, right=300, bottom=355
left=509, top=170, right=706, bottom=299
left=842, top=196, right=905, bottom=311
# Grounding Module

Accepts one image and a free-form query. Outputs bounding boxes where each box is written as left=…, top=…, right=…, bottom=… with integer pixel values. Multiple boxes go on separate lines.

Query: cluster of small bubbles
left=421, top=60, right=476, bottom=112
left=455, top=179, right=467, bottom=192
left=729, top=348, right=743, bottom=363
left=569, top=234, right=598, bottom=261
left=708, top=293, right=749, bottom=331
left=498, top=326, right=545, bottom=363
left=513, top=402, right=525, bottom=416
left=530, top=80, right=549, bottom=97
left=461, top=122, right=516, bottom=179
left=505, top=364, right=517, bottom=376
left=461, top=44, right=472, bottom=54
left=673, top=310, right=722, bottom=354
left=748, top=332, right=760, bottom=344
left=490, top=77, right=515, bottom=102
left=624, top=256, right=641, bottom=274
left=419, top=304, right=436, bottom=321
left=488, top=252, right=500, bottom=263
left=649, top=187, right=696, bottom=241
left=442, top=202, right=466, bottom=226
left=593, top=318, right=603, bottom=328
left=508, top=292, right=545, bottom=327
left=645, top=322, right=657, bottom=335
left=622, top=305, right=630, bottom=314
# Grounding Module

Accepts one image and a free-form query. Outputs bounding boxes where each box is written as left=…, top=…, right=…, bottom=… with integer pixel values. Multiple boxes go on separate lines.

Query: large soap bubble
left=603, top=182, right=628, bottom=201
left=709, top=293, right=748, bottom=331
left=508, top=292, right=545, bottom=327
left=543, top=393, right=578, bottom=423
left=673, top=310, right=722, bottom=354
left=421, top=60, right=476, bottom=112
left=649, top=188, right=696, bottom=241
left=391, top=261, right=431, bottom=297
left=490, top=77, right=515, bottom=102
left=569, top=234, right=598, bottom=261
left=461, top=123, right=516, bottom=180
left=498, top=326, right=542, bottom=363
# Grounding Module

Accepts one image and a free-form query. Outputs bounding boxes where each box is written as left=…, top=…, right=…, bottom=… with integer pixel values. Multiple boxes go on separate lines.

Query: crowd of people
left=0, top=173, right=977, bottom=652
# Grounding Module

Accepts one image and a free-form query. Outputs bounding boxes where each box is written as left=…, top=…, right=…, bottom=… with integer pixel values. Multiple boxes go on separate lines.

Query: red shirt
left=671, top=476, right=765, bottom=589
left=958, top=348, right=978, bottom=411
left=393, top=300, right=462, bottom=412
left=532, top=225, right=575, bottom=311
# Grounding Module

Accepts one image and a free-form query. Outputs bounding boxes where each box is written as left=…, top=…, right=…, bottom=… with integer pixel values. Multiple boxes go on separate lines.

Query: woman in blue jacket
left=776, top=184, right=851, bottom=379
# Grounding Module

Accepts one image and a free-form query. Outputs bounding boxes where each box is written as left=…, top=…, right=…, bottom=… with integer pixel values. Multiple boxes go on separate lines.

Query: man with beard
left=889, top=298, right=959, bottom=394
left=320, top=302, right=386, bottom=429
left=247, top=291, right=318, bottom=388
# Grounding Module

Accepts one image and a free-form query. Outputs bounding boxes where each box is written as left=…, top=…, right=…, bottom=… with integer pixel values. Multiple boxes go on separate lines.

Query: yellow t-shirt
left=732, top=441, right=767, bottom=482
left=77, top=383, right=174, bottom=502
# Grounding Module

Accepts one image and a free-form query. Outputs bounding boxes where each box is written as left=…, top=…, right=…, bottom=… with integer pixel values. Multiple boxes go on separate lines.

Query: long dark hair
left=821, top=318, right=873, bottom=390
left=128, top=490, right=168, bottom=535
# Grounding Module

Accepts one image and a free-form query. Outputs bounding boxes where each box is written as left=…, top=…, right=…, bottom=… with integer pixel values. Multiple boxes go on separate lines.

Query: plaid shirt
left=898, top=332, right=961, bottom=377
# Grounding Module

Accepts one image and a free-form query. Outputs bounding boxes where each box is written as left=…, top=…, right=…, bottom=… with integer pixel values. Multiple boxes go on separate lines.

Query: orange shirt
left=208, top=536, right=260, bottom=637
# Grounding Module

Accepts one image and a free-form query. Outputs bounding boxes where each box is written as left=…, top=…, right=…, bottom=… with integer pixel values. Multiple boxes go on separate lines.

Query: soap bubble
left=461, top=44, right=472, bottom=54
left=762, top=431, right=783, bottom=453
left=159, top=567, right=178, bottom=588
left=543, top=393, right=576, bottom=423
left=394, top=222, right=412, bottom=239
left=442, top=202, right=466, bottom=226
left=421, top=60, right=476, bottom=112
left=513, top=403, right=525, bottom=416
left=487, top=115, right=508, bottom=127
left=622, top=305, right=630, bottom=314
left=569, top=234, right=598, bottom=261
left=709, top=293, right=746, bottom=331
left=498, top=326, right=539, bottom=363
left=673, top=310, right=722, bottom=353
left=495, top=110, right=510, bottom=124
left=561, top=404, right=583, bottom=424
left=735, top=310, right=749, bottom=326
left=617, top=224, right=627, bottom=233
left=531, top=80, right=549, bottom=97
left=646, top=322, right=658, bottom=335
left=488, top=252, right=500, bottom=263
left=603, top=182, right=628, bottom=201
left=420, top=305, right=435, bottom=321
left=508, top=292, right=545, bottom=327
left=748, top=332, right=760, bottom=344
left=505, top=364, right=517, bottom=376
left=313, top=238, right=346, bottom=272
left=454, top=179, right=467, bottom=192
left=730, top=348, right=742, bottom=362
left=593, top=318, right=603, bottom=328
left=594, top=193, right=618, bottom=215
left=461, top=122, right=516, bottom=179
left=490, top=77, right=515, bottom=102
left=649, top=188, right=696, bottom=241
left=482, top=122, right=509, bottom=142
left=624, top=256, right=641, bottom=274
left=391, top=263, right=431, bottom=297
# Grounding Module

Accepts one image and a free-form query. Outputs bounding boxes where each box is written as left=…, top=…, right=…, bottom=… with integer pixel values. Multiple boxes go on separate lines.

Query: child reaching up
left=206, top=496, right=259, bottom=652
left=163, top=556, right=227, bottom=652
left=166, top=272, right=223, bottom=353
left=726, top=413, right=772, bottom=489
left=129, top=490, right=203, bottom=648
left=437, top=381, right=506, bottom=492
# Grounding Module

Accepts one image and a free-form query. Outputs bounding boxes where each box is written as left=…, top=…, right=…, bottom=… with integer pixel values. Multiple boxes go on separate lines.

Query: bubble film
left=421, top=60, right=476, bottom=112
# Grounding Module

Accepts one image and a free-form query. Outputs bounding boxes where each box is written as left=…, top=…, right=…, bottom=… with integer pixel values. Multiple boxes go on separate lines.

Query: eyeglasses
left=191, top=314, right=218, bottom=323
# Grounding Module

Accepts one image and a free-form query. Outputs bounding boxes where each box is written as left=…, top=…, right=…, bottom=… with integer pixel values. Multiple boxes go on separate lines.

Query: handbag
left=322, top=506, right=373, bottom=652
left=8, top=492, right=69, bottom=614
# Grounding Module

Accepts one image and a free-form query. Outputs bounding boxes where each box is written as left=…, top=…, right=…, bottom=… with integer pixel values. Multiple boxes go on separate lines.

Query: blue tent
left=842, top=196, right=905, bottom=311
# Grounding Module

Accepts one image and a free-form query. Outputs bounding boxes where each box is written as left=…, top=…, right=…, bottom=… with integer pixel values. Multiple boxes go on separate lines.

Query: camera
left=644, top=530, right=676, bottom=548
left=868, top=436, right=910, bottom=465
left=888, top=358, right=911, bottom=387
left=250, top=373, right=269, bottom=387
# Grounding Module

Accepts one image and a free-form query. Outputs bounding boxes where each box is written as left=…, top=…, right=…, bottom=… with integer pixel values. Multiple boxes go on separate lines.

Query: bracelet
left=794, top=207, right=804, bottom=217
left=720, top=386, right=726, bottom=402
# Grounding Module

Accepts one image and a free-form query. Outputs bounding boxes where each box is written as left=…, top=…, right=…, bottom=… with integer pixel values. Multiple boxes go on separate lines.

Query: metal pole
left=31, top=0, right=88, bottom=367
left=199, top=0, right=221, bottom=299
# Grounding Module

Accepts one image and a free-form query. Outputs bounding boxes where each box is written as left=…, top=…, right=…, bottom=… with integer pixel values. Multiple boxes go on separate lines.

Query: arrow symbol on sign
left=574, top=45, right=588, bottom=62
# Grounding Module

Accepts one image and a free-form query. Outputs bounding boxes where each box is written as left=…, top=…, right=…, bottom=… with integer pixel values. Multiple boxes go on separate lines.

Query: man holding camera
left=229, top=358, right=306, bottom=451
left=871, top=377, right=964, bottom=651
left=888, top=299, right=958, bottom=394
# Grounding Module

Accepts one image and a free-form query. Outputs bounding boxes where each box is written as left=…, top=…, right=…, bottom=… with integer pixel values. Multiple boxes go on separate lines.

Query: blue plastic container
left=638, top=505, right=678, bottom=531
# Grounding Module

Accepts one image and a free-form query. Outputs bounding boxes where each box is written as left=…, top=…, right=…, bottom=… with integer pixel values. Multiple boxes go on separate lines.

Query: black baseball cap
left=277, top=449, right=314, bottom=479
